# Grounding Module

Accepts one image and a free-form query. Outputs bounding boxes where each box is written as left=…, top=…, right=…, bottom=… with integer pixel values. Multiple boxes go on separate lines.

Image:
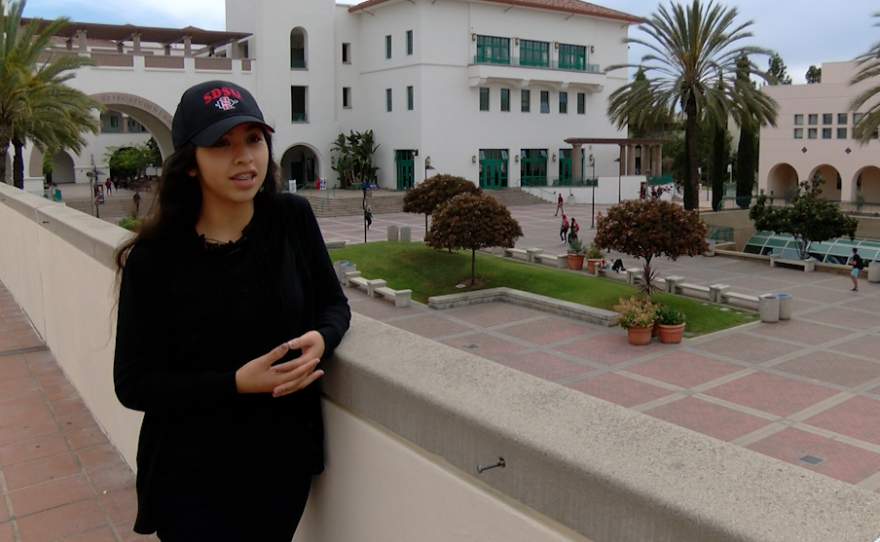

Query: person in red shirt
left=554, top=192, right=563, bottom=216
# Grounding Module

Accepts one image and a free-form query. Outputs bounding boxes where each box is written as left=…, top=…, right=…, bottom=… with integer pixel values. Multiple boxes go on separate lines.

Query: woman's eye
left=211, top=139, right=229, bottom=148
left=248, top=135, right=263, bottom=143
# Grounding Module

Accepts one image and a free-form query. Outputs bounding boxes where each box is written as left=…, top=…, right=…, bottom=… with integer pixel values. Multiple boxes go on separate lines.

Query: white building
left=759, top=61, right=880, bottom=208
left=18, top=0, right=641, bottom=193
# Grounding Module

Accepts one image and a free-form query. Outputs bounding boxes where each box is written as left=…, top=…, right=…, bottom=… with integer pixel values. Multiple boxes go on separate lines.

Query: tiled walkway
left=1, top=198, right=878, bottom=540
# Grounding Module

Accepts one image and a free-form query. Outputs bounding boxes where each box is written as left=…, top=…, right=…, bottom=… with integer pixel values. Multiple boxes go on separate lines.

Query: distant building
left=758, top=61, right=880, bottom=208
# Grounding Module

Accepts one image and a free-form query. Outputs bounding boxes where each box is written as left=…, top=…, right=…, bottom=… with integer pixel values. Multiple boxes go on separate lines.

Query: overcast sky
left=24, top=0, right=880, bottom=84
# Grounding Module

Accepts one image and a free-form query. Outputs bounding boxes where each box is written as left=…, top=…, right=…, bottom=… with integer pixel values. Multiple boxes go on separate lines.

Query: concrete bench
left=663, top=275, right=685, bottom=294
left=720, top=291, right=760, bottom=306
left=770, top=256, right=815, bottom=272
left=676, top=282, right=711, bottom=298
left=342, top=270, right=361, bottom=287
left=504, top=248, right=529, bottom=261
left=534, top=253, right=568, bottom=269
left=347, top=276, right=387, bottom=298
left=374, top=286, right=412, bottom=308
left=709, top=284, right=729, bottom=303
left=325, top=239, right=347, bottom=249
left=625, top=268, right=642, bottom=285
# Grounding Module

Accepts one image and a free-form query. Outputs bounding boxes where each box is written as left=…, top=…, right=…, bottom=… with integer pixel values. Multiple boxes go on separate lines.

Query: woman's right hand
left=235, top=343, right=322, bottom=395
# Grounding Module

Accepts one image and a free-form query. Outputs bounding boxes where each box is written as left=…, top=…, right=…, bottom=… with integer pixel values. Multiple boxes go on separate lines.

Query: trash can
left=387, top=225, right=399, bottom=241
left=759, top=294, right=779, bottom=323
left=399, top=226, right=411, bottom=242
left=869, top=261, right=880, bottom=283
left=775, top=293, right=792, bottom=320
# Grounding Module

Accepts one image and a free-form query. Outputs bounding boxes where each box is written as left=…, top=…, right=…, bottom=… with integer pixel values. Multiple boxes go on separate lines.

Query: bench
left=374, top=286, right=412, bottom=307
left=325, top=239, right=347, bottom=249
left=720, top=291, right=760, bottom=307
left=709, top=284, right=729, bottom=303
left=342, top=270, right=361, bottom=287
left=676, top=282, right=711, bottom=299
left=663, top=275, right=684, bottom=294
left=347, top=276, right=387, bottom=297
left=625, top=268, right=643, bottom=285
left=504, top=248, right=529, bottom=261
left=770, top=256, right=815, bottom=272
left=535, top=253, right=568, bottom=269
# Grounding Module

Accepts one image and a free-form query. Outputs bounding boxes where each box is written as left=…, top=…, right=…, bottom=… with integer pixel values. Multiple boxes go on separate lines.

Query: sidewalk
left=0, top=200, right=878, bottom=540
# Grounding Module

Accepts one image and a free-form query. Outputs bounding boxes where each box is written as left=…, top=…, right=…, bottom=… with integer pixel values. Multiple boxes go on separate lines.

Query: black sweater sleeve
left=113, top=243, right=238, bottom=413
left=284, top=195, right=351, bottom=357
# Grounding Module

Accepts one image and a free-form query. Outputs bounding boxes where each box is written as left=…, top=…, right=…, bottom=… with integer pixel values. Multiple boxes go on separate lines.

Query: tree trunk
left=0, top=125, right=12, bottom=187
left=471, top=249, right=476, bottom=285
left=711, top=121, right=726, bottom=211
left=684, top=95, right=699, bottom=211
left=12, top=137, right=24, bottom=190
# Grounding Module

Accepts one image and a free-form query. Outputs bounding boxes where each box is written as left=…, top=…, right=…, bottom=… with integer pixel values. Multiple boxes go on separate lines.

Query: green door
left=395, top=150, right=414, bottom=190
left=479, top=149, right=508, bottom=189
left=558, top=149, right=571, bottom=185
left=521, top=149, right=548, bottom=186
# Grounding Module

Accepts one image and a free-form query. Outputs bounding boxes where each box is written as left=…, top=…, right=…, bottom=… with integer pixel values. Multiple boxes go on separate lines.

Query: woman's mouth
left=231, top=172, right=257, bottom=188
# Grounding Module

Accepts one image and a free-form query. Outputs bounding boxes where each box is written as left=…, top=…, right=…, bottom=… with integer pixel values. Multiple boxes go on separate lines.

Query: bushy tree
left=806, top=65, right=822, bottom=84
left=402, top=173, right=480, bottom=232
left=606, top=0, right=777, bottom=211
left=595, top=199, right=708, bottom=293
left=425, top=192, right=523, bottom=285
left=767, top=53, right=792, bottom=85
left=106, top=142, right=156, bottom=179
left=330, top=130, right=379, bottom=189
left=749, top=174, right=858, bottom=261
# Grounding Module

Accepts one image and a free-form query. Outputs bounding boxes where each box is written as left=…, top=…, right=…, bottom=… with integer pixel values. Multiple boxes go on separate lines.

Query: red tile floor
left=1, top=199, right=879, bottom=540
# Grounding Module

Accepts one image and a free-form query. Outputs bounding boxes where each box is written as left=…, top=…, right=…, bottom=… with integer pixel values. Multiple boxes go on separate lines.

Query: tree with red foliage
left=402, top=174, right=480, bottom=232
left=426, top=192, right=523, bottom=285
left=594, top=199, right=707, bottom=293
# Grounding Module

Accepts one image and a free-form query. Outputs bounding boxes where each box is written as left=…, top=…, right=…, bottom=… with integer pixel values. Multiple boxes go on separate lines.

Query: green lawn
left=330, top=241, right=757, bottom=336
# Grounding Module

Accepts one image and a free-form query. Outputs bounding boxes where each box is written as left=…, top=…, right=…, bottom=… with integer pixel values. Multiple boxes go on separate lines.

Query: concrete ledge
left=428, top=287, right=618, bottom=327
left=325, top=239, right=347, bottom=249
left=327, top=314, right=880, bottom=542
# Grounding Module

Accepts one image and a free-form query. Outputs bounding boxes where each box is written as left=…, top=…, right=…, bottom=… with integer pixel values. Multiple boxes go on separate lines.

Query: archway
left=89, top=93, right=174, bottom=162
left=767, top=163, right=798, bottom=200
left=854, top=166, right=880, bottom=208
left=809, top=164, right=841, bottom=201
left=50, top=151, right=75, bottom=184
left=290, top=28, right=307, bottom=69
left=280, top=144, right=320, bottom=189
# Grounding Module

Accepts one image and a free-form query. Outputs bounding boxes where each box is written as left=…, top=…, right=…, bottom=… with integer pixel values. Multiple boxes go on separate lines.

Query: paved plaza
left=0, top=198, right=878, bottom=540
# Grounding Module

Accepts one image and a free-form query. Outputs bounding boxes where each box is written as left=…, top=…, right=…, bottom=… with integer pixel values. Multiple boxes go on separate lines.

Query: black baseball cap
left=171, top=80, right=273, bottom=151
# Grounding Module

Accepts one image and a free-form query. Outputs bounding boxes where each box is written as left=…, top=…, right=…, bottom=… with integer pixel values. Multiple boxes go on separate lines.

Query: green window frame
left=808, top=114, right=818, bottom=125
left=794, top=128, right=803, bottom=139
left=822, top=128, right=832, bottom=139
left=407, top=86, right=414, bottom=110
left=558, top=43, right=586, bottom=70
left=386, top=88, right=392, bottom=112
left=521, top=89, right=530, bottom=112
left=808, top=128, right=817, bottom=139
left=406, top=30, right=413, bottom=55
left=822, top=113, right=832, bottom=125
left=838, top=113, right=847, bottom=124
left=385, top=35, right=391, bottom=59
left=794, top=114, right=803, bottom=125
left=476, top=35, right=510, bottom=64
left=520, top=39, right=549, bottom=67
left=577, top=92, right=585, bottom=114
left=838, top=127, right=847, bottom=139
left=540, top=91, right=549, bottom=114
left=479, top=87, right=490, bottom=111
left=501, top=88, right=510, bottom=112
left=559, top=91, right=567, bottom=114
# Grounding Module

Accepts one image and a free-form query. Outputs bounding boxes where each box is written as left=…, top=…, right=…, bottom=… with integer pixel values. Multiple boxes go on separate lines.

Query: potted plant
left=566, top=239, right=586, bottom=270
left=654, top=305, right=686, bottom=344
left=614, top=296, right=656, bottom=345
left=585, top=243, right=605, bottom=274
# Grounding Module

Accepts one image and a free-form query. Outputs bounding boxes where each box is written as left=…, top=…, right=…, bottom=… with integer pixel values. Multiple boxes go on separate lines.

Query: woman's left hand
left=270, top=331, right=326, bottom=397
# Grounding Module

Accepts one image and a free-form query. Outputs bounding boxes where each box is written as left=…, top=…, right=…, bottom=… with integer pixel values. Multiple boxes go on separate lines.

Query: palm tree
left=850, top=12, right=880, bottom=144
left=0, top=0, right=100, bottom=187
left=606, top=0, right=777, bottom=210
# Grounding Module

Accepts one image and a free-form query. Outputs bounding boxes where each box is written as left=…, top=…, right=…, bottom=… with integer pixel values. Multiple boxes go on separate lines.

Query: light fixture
left=426, top=156, right=431, bottom=166
left=589, top=154, right=594, bottom=163
left=552, top=153, right=556, bottom=162
left=411, top=149, right=418, bottom=157
left=330, top=156, right=335, bottom=166
left=554, top=41, right=558, bottom=49
left=514, top=155, right=519, bottom=162
left=515, top=37, right=519, bottom=45
left=472, top=155, right=477, bottom=163
left=472, top=33, right=476, bottom=41
left=590, top=45, right=595, bottom=53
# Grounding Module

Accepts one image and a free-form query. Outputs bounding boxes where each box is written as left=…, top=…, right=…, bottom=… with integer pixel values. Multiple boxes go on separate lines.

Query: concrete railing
left=2, top=183, right=880, bottom=542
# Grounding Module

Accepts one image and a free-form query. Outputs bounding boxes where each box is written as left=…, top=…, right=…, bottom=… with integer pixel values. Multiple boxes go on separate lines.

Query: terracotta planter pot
left=657, top=323, right=685, bottom=344
left=586, top=258, right=603, bottom=274
left=626, top=324, right=653, bottom=346
left=567, top=253, right=585, bottom=270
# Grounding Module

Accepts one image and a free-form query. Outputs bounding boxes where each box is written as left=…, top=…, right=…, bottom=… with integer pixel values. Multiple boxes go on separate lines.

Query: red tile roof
left=349, top=0, right=642, bottom=23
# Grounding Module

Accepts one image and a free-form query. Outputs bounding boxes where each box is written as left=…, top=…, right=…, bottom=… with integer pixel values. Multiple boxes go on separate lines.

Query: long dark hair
left=114, top=129, right=281, bottom=274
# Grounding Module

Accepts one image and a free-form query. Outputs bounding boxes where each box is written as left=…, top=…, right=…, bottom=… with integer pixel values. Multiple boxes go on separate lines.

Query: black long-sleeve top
left=114, top=194, right=351, bottom=534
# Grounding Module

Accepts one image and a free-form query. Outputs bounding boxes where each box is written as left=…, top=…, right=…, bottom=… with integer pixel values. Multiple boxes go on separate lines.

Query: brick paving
left=1, top=198, right=879, bottom=539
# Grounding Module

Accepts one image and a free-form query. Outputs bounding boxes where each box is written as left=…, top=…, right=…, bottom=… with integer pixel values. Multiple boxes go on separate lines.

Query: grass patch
left=330, top=241, right=757, bottom=336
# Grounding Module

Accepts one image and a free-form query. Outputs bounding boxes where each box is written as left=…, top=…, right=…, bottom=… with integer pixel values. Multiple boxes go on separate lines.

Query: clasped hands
left=235, top=331, right=325, bottom=398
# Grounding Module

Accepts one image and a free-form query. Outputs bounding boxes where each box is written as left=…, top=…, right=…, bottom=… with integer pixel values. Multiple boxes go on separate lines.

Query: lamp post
left=425, top=156, right=434, bottom=182
left=589, top=154, right=596, bottom=228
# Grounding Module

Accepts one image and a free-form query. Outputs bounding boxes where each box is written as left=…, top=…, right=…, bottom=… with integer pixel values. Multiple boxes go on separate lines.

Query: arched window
left=290, top=28, right=307, bottom=69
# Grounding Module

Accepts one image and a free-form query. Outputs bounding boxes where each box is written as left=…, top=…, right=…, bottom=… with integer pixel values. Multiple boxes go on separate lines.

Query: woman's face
left=192, top=123, right=269, bottom=209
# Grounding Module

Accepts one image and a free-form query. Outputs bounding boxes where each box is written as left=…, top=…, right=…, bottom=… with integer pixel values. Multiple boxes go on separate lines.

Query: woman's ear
left=188, top=169, right=198, bottom=178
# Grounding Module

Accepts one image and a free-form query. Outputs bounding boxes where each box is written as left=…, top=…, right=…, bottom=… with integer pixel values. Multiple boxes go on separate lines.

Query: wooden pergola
left=563, top=137, right=665, bottom=180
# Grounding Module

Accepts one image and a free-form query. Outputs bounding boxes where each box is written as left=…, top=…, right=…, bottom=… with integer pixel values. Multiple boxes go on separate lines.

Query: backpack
left=854, top=254, right=865, bottom=270
left=573, top=222, right=579, bottom=233
left=563, top=219, right=569, bottom=229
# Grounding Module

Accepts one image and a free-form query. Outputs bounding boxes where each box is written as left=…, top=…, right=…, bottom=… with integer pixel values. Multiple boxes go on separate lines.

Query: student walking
left=133, top=190, right=141, bottom=214
left=560, top=214, right=568, bottom=242
left=847, top=248, right=864, bottom=291
left=113, top=80, right=351, bottom=541
left=568, top=217, right=580, bottom=243
left=364, top=203, right=373, bottom=230
left=554, top=192, right=564, bottom=216
left=105, top=178, right=112, bottom=195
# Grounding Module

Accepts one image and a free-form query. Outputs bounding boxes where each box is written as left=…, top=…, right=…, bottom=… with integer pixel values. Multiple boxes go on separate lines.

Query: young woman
left=113, top=80, right=351, bottom=541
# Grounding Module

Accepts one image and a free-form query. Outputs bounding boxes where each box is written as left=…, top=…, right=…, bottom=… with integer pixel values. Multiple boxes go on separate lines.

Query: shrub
left=567, top=239, right=586, bottom=255
left=585, top=243, right=604, bottom=259
left=655, top=304, right=686, bottom=325
left=117, top=212, right=142, bottom=232
left=614, top=296, right=656, bottom=329
left=402, top=174, right=480, bottom=231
